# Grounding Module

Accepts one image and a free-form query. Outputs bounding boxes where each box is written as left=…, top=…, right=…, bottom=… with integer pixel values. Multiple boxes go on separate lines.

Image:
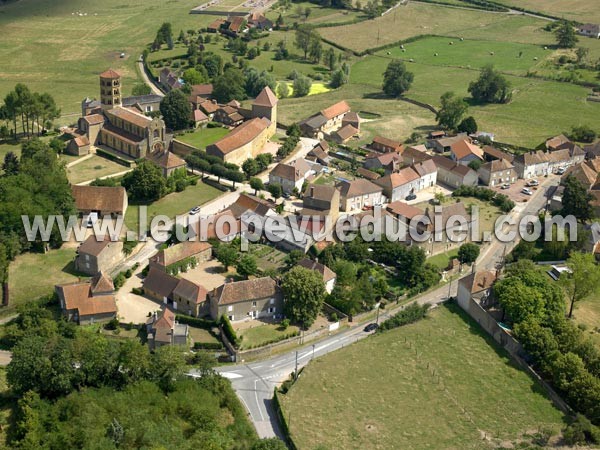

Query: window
left=268, top=307, right=275, bottom=314
left=227, top=305, right=233, bottom=312
left=252, top=301, right=257, bottom=307
left=228, top=315, right=234, bottom=321
left=270, top=298, right=275, bottom=305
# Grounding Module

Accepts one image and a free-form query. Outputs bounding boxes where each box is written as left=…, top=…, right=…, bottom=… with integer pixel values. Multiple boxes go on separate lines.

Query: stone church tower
left=252, top=86, right=278, bottom=136
left=99, top=69, right=122, bottom=111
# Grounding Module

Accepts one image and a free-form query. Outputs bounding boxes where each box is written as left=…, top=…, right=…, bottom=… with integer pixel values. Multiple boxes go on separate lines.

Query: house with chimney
left=149, top=241, right=213, bottom=273
left=146, top=308, right=189, bottom=350
left=337, top=179, right=383, bottom=211
left=75, top=234, right=123, bottom=276
left=374, top=167, right=421, bottom=202
left=429, top=134, right=470, bottom=153
left=365, top=136, right=403, bottom=154
left=306, top=140, right=331, bottom=166
left=299, top=101, right=351, bottom=138
left=450, top=139, right=484, bottom=166
left=513, top=151, right=550, bottom=179
left=457, top=270, right=497, bottom=309
left=269, top=158, right=315, bottom=194
left=159, top=68, right=183, bottom=91
left=478, top=159, right=517, bottom=187
left=55, top=273, right=118, bottom=325
left=363, top=152, right=402, bottom=173
left=433, top=156, right=478, bottom=188
left=143, top=267, right=209, bottom=317
left=301, top=184, right=341, bottom=222
left=208, top=277, right=283, bottom=321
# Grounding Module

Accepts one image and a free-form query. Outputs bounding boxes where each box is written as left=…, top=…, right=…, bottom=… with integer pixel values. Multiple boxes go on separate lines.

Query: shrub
left=280, top=318, right=290, bottom=330
left=220, top=315, right=239, bottom=347
left=104, top=318, right=120, bottom=331
left=131, top=287, right=143, bottom=295
left=113, top=273, right=126, bottom=290
left=378, top=303, right=429, bottom=331
left=124, top=269, right=132, bottom=278
left=176, top=314, right=217, bottom=329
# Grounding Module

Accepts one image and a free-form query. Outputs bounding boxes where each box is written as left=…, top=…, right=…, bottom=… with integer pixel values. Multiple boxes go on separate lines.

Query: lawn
left=427, top=248, right=459, bottom=270
left=0, top=0, right=217, bottom=119
left=572, top=292, right=600, bottom=349
left=188, top=326, right=221, bottom=345
left=266, top=1, right=364, bottom=26
left=319, top=3, right=516, bottom=52
left=67, top=154, right=128, bottom=184
left=247, top=243, right=288, bottom=272
left=280, top=303, right=566, bottom=449
left=175, top=126, right=229, bottom=149
left=7, top=246, right=86, bottom=313
left=124, top=180, right=223, bottom=232
left=350, top=55, right=600, bottom=148
left=237, top=322, right=299, bottom=350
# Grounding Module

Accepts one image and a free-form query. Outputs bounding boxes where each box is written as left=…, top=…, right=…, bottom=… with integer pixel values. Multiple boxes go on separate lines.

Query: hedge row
left=176, top=314, right=217, bottom=330
left=193, top=341, right=224, bottom=350
left=220, top=315, right=240, bottom=347
left=378, top=302, right=430, bottom=331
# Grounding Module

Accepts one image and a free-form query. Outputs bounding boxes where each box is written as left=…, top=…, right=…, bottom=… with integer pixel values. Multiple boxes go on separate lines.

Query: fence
left=454, top=296, right=573, bottom=415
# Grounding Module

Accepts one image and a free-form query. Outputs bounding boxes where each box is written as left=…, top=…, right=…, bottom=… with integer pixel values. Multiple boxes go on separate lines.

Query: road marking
left=254, top=380, right=265, bottom=422
left=219, top=372, right=243, bottom=379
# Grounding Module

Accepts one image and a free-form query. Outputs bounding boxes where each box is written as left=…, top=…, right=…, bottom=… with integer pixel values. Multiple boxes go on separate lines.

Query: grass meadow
left=175, top=126, right=230, bottom=149
left=280, top=303, right=566, bottom=449
left=0, top=0, right=219, bottom=120
left=66, top=154, right=127, bottom=184
left=491, top=0, right=600, bottom=23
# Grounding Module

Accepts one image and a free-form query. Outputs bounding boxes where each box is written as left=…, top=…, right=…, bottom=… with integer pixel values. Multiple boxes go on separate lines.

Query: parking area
left=489, top=176, right=555, bottom=204
left=406, top=185, right=452, bottom=206
left=116, top=270, right=162, bottom=324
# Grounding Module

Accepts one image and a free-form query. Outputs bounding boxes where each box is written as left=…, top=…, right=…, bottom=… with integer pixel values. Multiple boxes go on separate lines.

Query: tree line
left=1, top=84, right=60, bottom=139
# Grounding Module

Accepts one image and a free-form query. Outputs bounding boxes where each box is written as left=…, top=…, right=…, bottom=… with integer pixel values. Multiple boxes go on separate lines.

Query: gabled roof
left=426, top=202, right=469, bottom=224
left=371, top=135, right=402, bottom=151
left=71, top=185, right=127, bottom=213
left=211, top=277, right=279, bottom=306
left=56, top=279, right=116, bottom=317
left=73, top=135, right=90, bottom=147
left=435, top=134, right=470, bottom=148
left=480, top=158, right=514, bottom=173
left=374, top=167, right=420, bottom=190
left=192, top=109, right=209, bottom=122
left=338, top=178, right=382, bottom=199
left=343, top=112, right=360, bottom=124
left=547, top=149, right=572, bottom=163
left=78, top=234, right=118, bottom=257
left=451, top=139, right=483, bottom=161
left=563, top=163, right=598, bottom=188
left=555, top=141, right=584, bottom=157
left=482, top=145, right=514, bottom=163
left=459, top=270, right=496, bottom=294
left=82, top=114, right=105, bottom=125
left=100, top=69, right=120, bottom=79
left=432, top=156, right=476, bottom=178
left=151, top=241, right=212, bottom=267
left=386, top=201, right=423, bottom=220
left=357, top=167, right=380, bottom=180
left=147, top=150, right=186, bottom=170
left=143, top=267, right=180, bottom=299
left=190, top=84, right=213, bottom=97
left=91, top=272, right=115, bottom=294
left=516, top=151, right=549, bottom=166
left=253, top=86, right=278, bottom=107
left=413, top=159, right=437, bottom=177
left=303, top=184, right=338, bottom=204
left=208, top=117, right=270, bottom=155
left=334, top=124, right=359, bottom=141
left=298, top=258, right=336, bottom=283
left=199, top=100, right=219, bottom=114
left=403, top=146, right=431, bottom=164
left=366, top=152, right=400, bottom=166
left=321, top=101, right=350, bottom=120
left=105, top=106, right=152, bottom=128
left=545, top=134, right=570, bottom=150
left=122, top=94, right=163, bottom=107
left=173, top=278, right=207, bottom=305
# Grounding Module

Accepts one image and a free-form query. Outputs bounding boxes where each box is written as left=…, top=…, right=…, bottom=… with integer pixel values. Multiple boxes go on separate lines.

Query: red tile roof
left=253, top=86, right=278, bottom=107
left=99, top=69, right=120, bottom=79
left=71, top=185, right=127, bottom=214
left=208, top=117, right=270, bottom=155
left=212, top=277, right=279, bottom=305
left=321, top=101, right=350, bottom=120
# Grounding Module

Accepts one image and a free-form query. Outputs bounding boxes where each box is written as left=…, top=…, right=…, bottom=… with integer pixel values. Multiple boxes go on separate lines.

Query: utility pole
left=447, top=277, right=452, bottom=300
left=312, top=344, right=315, bottom=360
left=375, top=304, right=380, bottom=325
left=294, top=351, right=298, bottom=380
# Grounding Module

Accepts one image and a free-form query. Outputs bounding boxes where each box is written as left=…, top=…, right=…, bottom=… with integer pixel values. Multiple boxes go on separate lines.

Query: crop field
left=318, top=3, right=520, bottom=52
left=279, top=303, right=566, bottom=449
left=491, top=0, right=600, bottom=23
left=0, top=0, right=219, bottom=120
left=350, top=54, right=600, bottom=147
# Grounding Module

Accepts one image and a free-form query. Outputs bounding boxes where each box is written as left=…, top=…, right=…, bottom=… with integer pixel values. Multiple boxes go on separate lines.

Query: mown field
left=491, top=0, right=600, bottom=23
left=280, top=303, right=566, bottom=450
left=319, top=3, right=523, bottom=52
left=66, top=154, right=128, bottom=184
left=0, top=0, right=219, bottom=120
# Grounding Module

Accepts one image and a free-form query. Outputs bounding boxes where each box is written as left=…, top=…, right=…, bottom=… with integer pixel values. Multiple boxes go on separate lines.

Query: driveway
left=115, top=268, right=162, bottom=324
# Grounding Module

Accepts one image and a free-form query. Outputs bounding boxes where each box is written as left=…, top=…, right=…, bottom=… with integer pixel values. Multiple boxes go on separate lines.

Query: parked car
left=526, top=179, right=539, bottom=187
left=556, top=167, right=566, bottom=175
left=500, top=183, right=510, bottom=190
left=189, top=206, right=201, bottom=215
left=405, top=193, right=417, bottom=201
left=84, top=212, right=98, bottom=228
left=364, top=323, right=379, bottom=332
left=521, top=187, right=533, bottom=195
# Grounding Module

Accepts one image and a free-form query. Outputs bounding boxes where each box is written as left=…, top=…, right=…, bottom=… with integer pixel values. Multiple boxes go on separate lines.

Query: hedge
left=220, top=315, right=240, bottom=347
left=378, top=302, right=430, bottom=331
left=175, top=314, right=217, bottom=330
left=95, top=147, right=134, bottom=167
left=193, top=342, right=224, bottom=350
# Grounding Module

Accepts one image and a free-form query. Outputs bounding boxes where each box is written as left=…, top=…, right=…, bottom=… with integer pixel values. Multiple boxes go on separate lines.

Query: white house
left=298, top=258, right=337, bottom=294
left=269, top=159, right=315, bottom=194
left=513, top=151, right=550, bottom=179
left=337, top=179, right=383, bottom=211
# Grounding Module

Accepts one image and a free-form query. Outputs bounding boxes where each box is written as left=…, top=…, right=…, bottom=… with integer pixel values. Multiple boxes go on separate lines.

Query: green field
left=7, top=246, right=85, bottom=313
left=67, top=154, right=128, bottom=184
left=350, top=53, right=600, bottom=147
left=319, top=3, right=521, bottom=52
left=265, top=1, right=364, bottom=26
left=237, top=322, right=300, bottom=350
left=124, top=180, right=223, bottom=232
left=491, top=0, right=600, bottom=23
left=427, top=248, right=459, bottom=270
left=0, top=0, right=218, bottom=120
left=175, top=126, right=230, bottom=149
left=280, top=304, right=566, bottom=449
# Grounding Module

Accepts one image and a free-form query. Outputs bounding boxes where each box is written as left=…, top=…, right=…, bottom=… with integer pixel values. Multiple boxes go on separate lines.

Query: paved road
left=206, top=176, right=558, bottom=439
left=137, top=59, right=164, bottom=97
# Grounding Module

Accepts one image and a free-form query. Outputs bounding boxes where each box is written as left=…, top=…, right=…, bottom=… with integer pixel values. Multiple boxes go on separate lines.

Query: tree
left=555, top=20, right=578, bottom=48
left=561, top=175, right=594, bottom=221
left=245, top=68, right=276, bottom=98
left=292, top=75, right=312, bottom=97
left=132, top=83, right=152, bottom=96
left=457, top=116, right=478, bottom=134
left=468, top=65, right=511, bottom=104
left=295, top=25, right=315, bottom=60
left=495, top=277, right=546, bottom=324
left=121, top=160, right=167, bottom=201
left=575, top=47, right=589, bottom=65
left=0, top=244, right=8, bottom=306
left=151, top=345, right=185, bottom=393
left=213, top=68, right=247, bottom=103
left=2, top=151, right=20, bottom=175
left=256, top=153, right=273, bottom=169
left=436, top=91, right=468, bottom=130
left=251, top=438, right=287, bottom=450
left=570, top=125, right=597, bottom=143
left=324, top=48, right=337, bottom=71
left=159, top=89, right=191, bottom=131
left=215, top=245, right=238, bottom=271
left=276, top=81, right=290, bottom=99
left=308, top=35, right=323, bottom=63
left=330, top=68, right=348, bottom=88
left=382, top=60, right=414, bottom=97
left=268, top=182, right=282, bottom=199
left=249, top=177, right=264, bottom=195
left=467, top=159, right=482, bottom=171
left=242, top=158, right=260, bottom=178
left=182, top=67, right=207, bottom=85
left=154, top=22, right=174, bottom=48
left=457, top=242, right=480, bottom=265
left=561, top=252, right=600, bottom=318
left=236, top=254, right=257, bottom=279
left=282, top=266, right=326, bottom=328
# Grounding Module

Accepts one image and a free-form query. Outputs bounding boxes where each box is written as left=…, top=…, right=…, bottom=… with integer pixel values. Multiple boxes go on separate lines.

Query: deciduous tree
left=282, top=266, right=326, bottom=327
left=561, top=252, right=600, bottom=318
left=159, top=89, right=192, bottom=131
left=382, top=60, right=414, bottom=97
left=436, top=91, right=468, bottom=130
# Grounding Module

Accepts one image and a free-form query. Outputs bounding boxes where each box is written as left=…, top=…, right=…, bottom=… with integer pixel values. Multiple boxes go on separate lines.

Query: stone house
left=478, top=159, right=517, bottom=187
left=146, top=308, right=189, bottom=350
left=578, top=24, right=600, bottom=39
left=342, top=112, right=360, bottom=130
left=332, top=124, right=359, bottom=144
left=146, top=149, right=187, bottom=177
left=482, top=145, right=514, bottom=163
left=55, top=273, right=117, bottom=325
left=269, top=159, right=315, bottom=194
left=363, top=152, right=401, bottom=173
left=299, top=101, right=351, bottom=138
left=159, top=68, right=183, bottom=91
left=457, top=270, right=497, bottom=308
left=412, top=159, right=438, bottom=190
left=143, top=267, right=209, bottom=317
left=433, top=156, right=478, bottom=188
left=302, top=184, right=341, bottom=222
left=75, top=234, right=123, bottom=276
left=337, top=179, right=383, bottom=211
left=513, top=151, right=550, bottom=179
left=71, top=185, right=128, bottom=218
left=366, top=135, right=403, bottom=154
left=66, top=134, right=90, bottom=156
left=429, top=134, right=470, bottom=153
left=402, top=145, right=430, bottom=166
left=298, top=258, right=336, bottom=294
left=207, top=117, right=272, bottom=165
left=209, top=277, right=283, bottom=322
left=374, top=167, right=421, bottom=202
left=306, top=140, right=331, bottom=166
left=149, top=241, right=213, bottom=272
left=248, top=12, right=273, bottom=30
left=450, top=139, right=484, bottom=166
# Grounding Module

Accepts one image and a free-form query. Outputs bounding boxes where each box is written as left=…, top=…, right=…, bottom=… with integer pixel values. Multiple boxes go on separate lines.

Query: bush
left=220, top=315, right=239, bottom=347
left=378, top=303, right=429, bottom=331
left=563, top=414, right=600, bottom=445
left=113, top=273, right=126, bottom=290
left=104, top=318, right=120, bottom=331
left=280, top=318, right=290, bottom=330
left=193, top=342, right=224, bottom=350
left=131, top=287, right=143, bottom=295
left=176, top=314, right=217, bottom=329
left=124, top=269, right=132, bottom=279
